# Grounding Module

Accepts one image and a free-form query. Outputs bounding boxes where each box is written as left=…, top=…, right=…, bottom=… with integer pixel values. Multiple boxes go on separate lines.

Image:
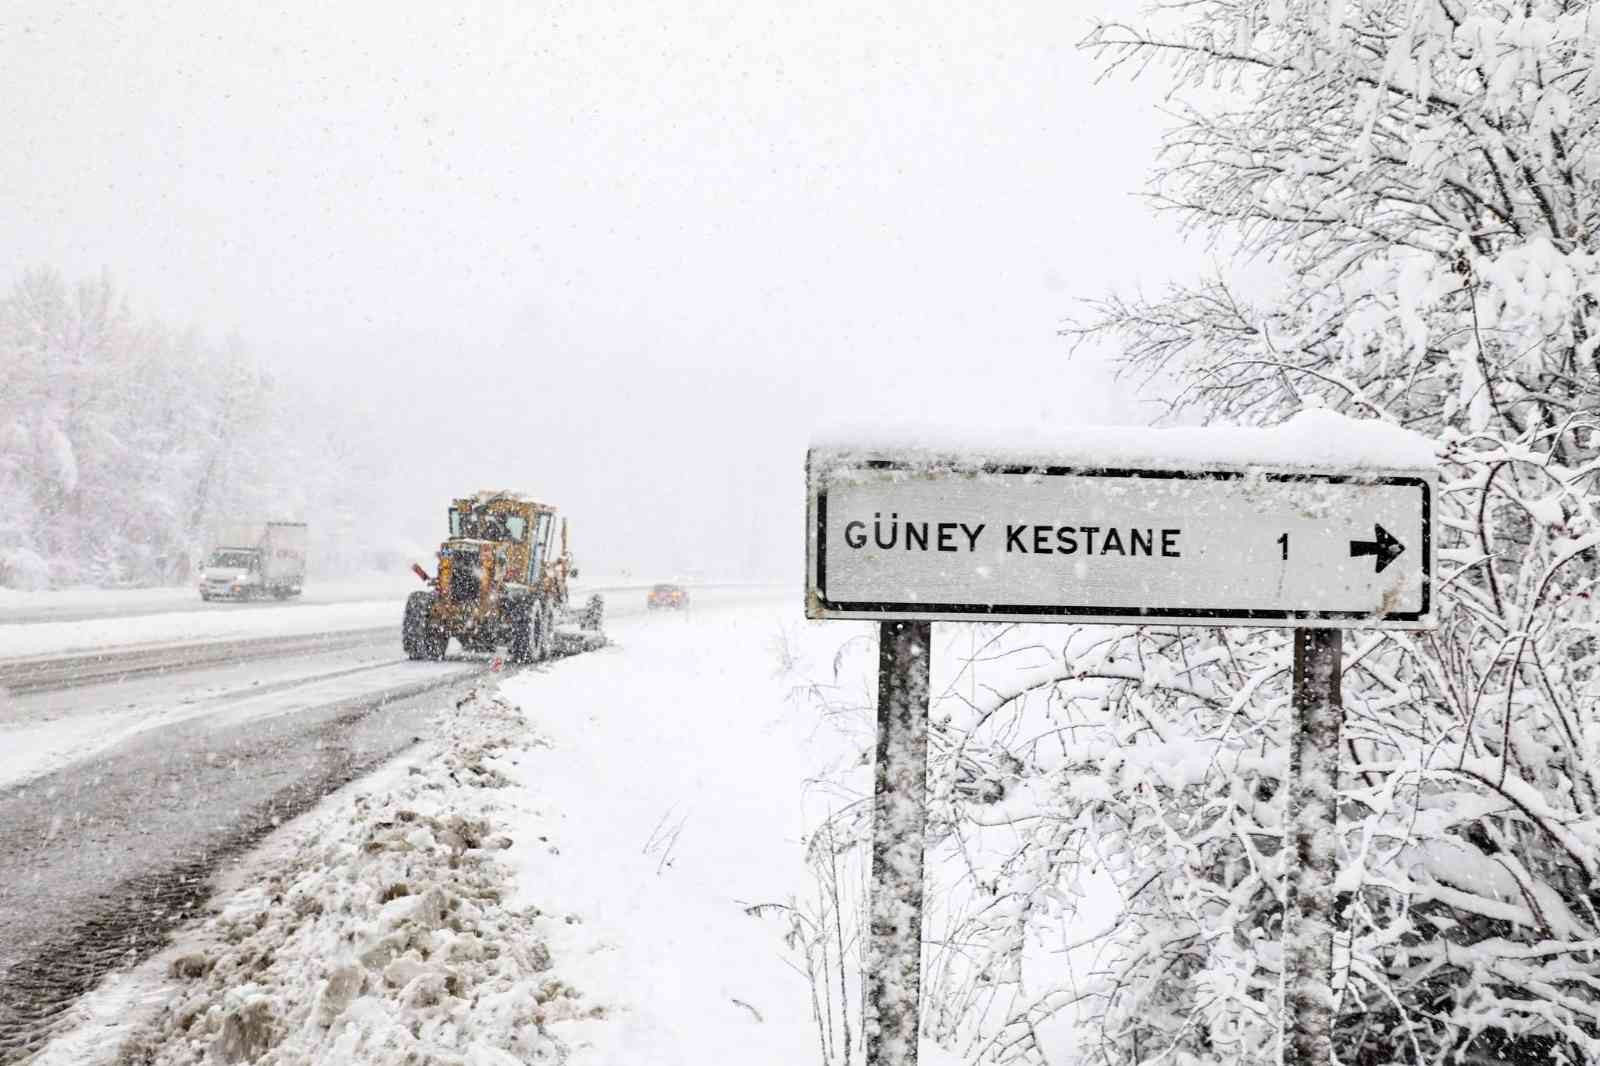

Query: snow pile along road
left=112, top=685, right=586, bottom=1065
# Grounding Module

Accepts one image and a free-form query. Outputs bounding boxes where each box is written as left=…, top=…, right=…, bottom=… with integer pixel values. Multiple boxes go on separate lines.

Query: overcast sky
left=3, top=1, right=1201, bottom=580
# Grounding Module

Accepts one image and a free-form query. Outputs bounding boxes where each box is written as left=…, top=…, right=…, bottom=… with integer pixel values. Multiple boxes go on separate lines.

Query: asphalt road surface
left=0, top=627, right=489, bottom=1061
left=0, top=584, right=702, bottom=1060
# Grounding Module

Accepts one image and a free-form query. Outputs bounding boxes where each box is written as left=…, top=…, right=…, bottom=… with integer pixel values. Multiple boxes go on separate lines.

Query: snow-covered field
left=33, top=587, right=977, bottom=1063
left=488, top=593, right=852, bottom=1061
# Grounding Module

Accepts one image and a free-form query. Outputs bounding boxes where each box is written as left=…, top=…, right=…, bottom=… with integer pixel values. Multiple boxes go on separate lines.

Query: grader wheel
left=402, top=591, right=447, bottom=661
left=510, top=600, right=555, bottom=665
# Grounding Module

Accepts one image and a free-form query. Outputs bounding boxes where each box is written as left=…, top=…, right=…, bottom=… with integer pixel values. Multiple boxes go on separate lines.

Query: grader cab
left=403, top=491, right=602, bottom=663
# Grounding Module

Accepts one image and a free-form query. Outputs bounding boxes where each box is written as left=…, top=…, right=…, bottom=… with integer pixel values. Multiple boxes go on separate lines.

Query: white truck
left=198, top=521, right=308, bottom=601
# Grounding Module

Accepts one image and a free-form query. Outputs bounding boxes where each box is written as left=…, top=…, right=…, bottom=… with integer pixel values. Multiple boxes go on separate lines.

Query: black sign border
left=813, top=462, right=1432, bottom=623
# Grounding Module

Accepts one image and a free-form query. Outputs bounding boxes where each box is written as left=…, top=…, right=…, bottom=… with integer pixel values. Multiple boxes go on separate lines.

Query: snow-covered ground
left=32, top=587, right=975, bottom=1064
left=488, top=591, right=849, bottom=1061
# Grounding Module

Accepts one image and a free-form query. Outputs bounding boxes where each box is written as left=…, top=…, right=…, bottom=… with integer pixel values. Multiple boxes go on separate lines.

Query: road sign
left=807, top=434, right=1439, bottom=1066
left=806, top=457, right=1435, bottom=628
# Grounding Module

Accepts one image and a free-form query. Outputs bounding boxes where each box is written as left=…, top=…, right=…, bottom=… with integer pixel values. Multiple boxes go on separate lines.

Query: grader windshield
left=448, top=506, right=528, bottom=543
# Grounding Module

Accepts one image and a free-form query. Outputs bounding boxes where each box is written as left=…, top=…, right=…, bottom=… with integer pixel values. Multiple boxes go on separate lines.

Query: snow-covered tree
left=819, top=4, right=1600, bottom=1064
left=0, top=269, right=136, bottom=579
left=0, top=267, right=405, bottom=587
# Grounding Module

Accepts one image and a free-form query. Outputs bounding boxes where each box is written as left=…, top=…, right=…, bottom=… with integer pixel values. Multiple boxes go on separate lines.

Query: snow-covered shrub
left=1034, top=3, right=1600, bottom=1061
left=803, top=3, right=1600, bottom=1064
left=0, top=546, right=51, bottom=590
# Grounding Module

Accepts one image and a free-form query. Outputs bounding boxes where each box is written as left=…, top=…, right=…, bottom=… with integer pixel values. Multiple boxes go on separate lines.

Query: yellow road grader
left=403, top=491, right=603, bottom=663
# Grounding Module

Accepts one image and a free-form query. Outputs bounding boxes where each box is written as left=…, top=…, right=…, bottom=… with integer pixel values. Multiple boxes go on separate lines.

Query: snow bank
left=485, top=591, right=966, bottom=1063
left=811, top=408, right=1438, bottom=472
left=107, top=686, right=578, bottom=1065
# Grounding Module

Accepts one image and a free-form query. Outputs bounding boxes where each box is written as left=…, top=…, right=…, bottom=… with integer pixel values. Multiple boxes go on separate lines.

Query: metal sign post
left=806, top=447, right=1435, bottom=1066
left=1282, top=629, right=1343, bottom=1066
left=865, top=619, right=931, bottom=1066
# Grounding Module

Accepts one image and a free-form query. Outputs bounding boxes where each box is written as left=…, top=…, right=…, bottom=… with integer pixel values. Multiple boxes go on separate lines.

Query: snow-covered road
left=0, top=633, right=487, bottom=1060
left=0, top=600, right=408, bottom=660
left=0, top=631, right=471, bottom=791
left=0, top=579, right=705, bottom=659
left=0, top=599, right=498, bottom=1055
left=0, top=584, right=804, bottom=1060
left=15, top=585, right=956, bottom=1065
left=0, top=628, right=395, bottom=695
left=0, top=576, right=671, bottom=628
left=0, top=575, right=418, bottom=626
left=0, top=584, right=671, bottom=789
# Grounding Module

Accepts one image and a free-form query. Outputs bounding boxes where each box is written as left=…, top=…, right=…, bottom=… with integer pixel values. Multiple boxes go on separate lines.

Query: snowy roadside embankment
left=98, top=686, right=578, bottom=1065
left=481, top=591, right=965, bottom=1063
left=40, top=589, right=970, bottom=1063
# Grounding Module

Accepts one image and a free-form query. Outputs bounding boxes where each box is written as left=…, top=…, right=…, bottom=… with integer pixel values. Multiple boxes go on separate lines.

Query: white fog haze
left=7, top=2, right=1600, bottom=1065
left=3, top=0, right=1192, bottom=583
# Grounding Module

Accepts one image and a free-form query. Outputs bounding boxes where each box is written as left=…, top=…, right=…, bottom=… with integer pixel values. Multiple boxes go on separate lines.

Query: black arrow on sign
left=1350, top=524, right=1405, bottom=573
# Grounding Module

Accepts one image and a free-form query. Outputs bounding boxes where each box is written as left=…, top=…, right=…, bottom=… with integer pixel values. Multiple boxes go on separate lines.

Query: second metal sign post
left=867, top=619, right=931, bottom=1064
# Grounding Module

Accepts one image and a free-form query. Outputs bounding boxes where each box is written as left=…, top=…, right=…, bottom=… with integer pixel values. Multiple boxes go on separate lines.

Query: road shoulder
left=34, top=684, right=576, bottom=1065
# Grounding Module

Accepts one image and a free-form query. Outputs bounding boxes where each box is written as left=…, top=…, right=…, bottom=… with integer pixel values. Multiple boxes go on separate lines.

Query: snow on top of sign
left=467, top=489, right=544, bottom=505
left=810, top=409, right=1436, bottom=472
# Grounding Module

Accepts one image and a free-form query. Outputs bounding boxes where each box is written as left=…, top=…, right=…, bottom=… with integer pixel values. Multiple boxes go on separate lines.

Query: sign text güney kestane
left=806, top=458, right=1435, bottom=628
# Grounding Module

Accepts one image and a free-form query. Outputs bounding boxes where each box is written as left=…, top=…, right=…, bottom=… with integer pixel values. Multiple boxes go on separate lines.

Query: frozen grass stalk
left=1282, top=629, right=1341, bottom=1066
left=867, top=619, right=930, bottom=1066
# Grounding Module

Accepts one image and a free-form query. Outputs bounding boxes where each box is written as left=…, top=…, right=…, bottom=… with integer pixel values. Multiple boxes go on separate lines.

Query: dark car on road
left=646, top=583, right=688, bottom=610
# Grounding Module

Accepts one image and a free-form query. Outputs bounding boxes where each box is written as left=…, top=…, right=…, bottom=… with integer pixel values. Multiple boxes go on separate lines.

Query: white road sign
left=806, top=456, right=1435, bottom=628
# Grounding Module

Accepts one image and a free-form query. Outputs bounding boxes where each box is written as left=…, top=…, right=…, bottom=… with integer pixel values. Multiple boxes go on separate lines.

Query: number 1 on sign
left=1278, top=532, right=1289, bottom=560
